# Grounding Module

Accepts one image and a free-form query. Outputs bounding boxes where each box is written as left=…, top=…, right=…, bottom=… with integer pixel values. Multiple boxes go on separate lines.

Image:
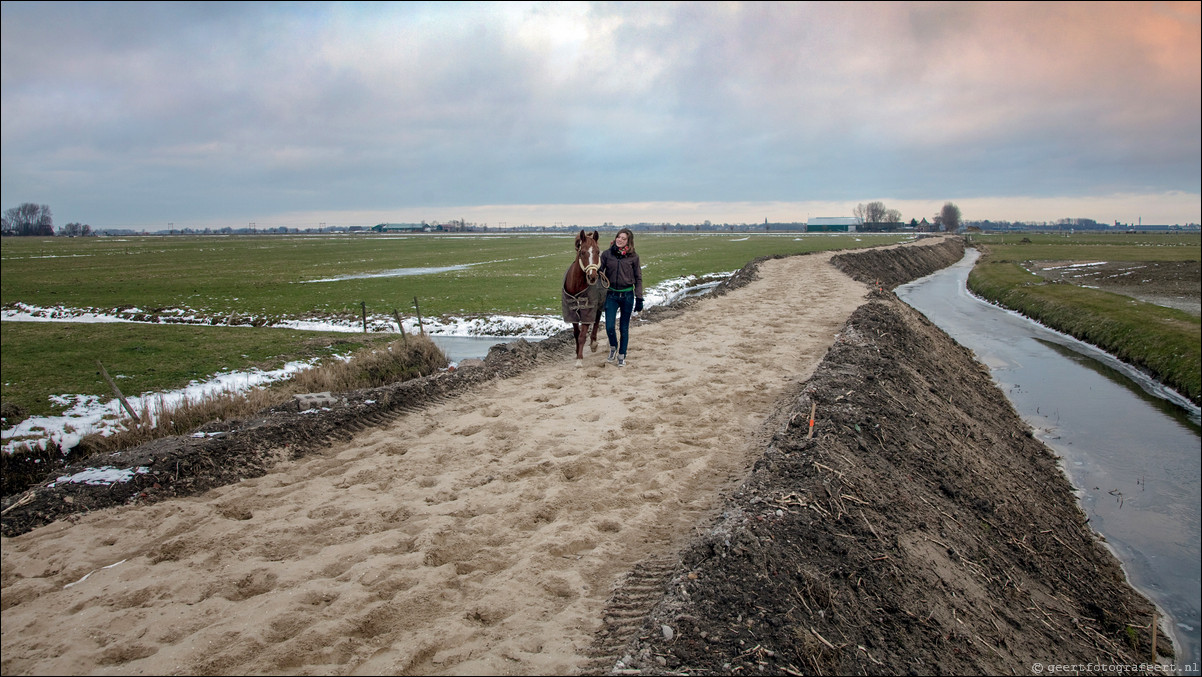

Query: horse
left=561, top=229, right=606, bottom=367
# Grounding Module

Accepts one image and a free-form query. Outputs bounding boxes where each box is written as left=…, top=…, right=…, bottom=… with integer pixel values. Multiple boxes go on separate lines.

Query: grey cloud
left=2, top=1, right=1198, bottom=227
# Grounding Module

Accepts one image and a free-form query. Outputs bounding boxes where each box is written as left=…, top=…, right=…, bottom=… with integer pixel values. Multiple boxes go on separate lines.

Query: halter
left=574, top=236, right=608, bottom=287
left=577, top=242, right=600, bottom=277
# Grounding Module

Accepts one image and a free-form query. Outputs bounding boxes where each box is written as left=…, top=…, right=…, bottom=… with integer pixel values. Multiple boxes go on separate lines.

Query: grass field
left=965, top=231, right=1201, bottom=262
left=965, top=232, right=1200, bottom=404
left=0, top=232, right=910, bottom=318
left=0, top=321, right=401, bottom=418
left=2, top=232, right=910, bottom=418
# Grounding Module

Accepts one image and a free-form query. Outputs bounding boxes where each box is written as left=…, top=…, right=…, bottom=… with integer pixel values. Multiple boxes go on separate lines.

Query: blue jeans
left=605, top=290, right=635, bottom=355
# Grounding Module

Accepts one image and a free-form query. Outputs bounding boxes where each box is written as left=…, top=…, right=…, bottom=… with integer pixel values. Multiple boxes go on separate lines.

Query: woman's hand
left=634, top=297, right=644, bottom=312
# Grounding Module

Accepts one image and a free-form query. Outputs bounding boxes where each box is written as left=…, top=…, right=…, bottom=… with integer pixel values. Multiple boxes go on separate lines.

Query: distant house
left=372, top=223, right=428, bottom=233
left=806, top=217, right=860, bottom=233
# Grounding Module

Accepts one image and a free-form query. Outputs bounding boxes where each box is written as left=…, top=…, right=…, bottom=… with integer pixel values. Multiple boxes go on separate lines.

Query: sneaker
left=607, top=347, right=617, bottom=363
left=617, top=354, right=626, bottom=367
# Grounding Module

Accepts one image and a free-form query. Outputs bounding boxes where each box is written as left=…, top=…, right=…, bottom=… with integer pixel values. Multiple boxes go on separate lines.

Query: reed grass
left=86, top=334, right=445, bottom=451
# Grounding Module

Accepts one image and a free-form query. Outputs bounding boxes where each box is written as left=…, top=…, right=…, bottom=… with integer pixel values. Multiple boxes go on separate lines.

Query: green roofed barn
left=372, top=223, right=429, bottom=233
left=807, top=217, right=859, bottom=233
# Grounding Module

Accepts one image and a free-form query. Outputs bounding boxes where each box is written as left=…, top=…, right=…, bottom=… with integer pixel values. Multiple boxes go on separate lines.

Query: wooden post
left=392, top=309, right=408, bottom=344
left=413, top=296, right=425, bottom=336
left=96, top=360, right=141, bottom=428
left=361, top=301, right=368, bottom=333
left=1151, top=609, right=1158, bottom=661
left=807, top=401, right=817, bottom=439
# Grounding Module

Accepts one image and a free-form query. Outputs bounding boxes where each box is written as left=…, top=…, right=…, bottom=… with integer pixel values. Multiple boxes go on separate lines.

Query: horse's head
left=575, top=229, right=601, bottom=286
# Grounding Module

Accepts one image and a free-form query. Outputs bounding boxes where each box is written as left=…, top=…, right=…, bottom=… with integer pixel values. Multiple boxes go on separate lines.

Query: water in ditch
left=429, top=335, right=525, bottom=363
left=897, top=248, right=1201, bottom=673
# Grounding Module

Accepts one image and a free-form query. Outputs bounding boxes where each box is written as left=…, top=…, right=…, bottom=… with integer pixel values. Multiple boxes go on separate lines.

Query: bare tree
left=885, top=208, right=902, bottom=223
left=854, top=201, right=890, bottom=224
left=58, top=222, right=93, bottom=237
left=939, top=202, right=962, bottom=232
left=2, top=203, right=54, bottom=236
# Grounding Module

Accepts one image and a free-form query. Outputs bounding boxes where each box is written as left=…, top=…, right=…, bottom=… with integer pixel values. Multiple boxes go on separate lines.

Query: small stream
left=897, top=248, right=1200, bottom=673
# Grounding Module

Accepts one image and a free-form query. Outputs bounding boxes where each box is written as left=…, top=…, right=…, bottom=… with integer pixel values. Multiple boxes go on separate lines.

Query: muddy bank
left=832, top=235, right=965, bottom=290
left=601, top=290, right=1170, bottom=675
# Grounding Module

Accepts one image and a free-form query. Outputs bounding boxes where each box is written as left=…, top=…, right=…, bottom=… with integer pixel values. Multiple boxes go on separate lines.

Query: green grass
left=1, top=232, right=909, bottom=318
left=966, top=233, right=1200, bottom=404
left=2, top=232, right=911, bottom=418
left=967, top=231, right=1200, bottom=262
left=1, top=321, right=401, bottom=418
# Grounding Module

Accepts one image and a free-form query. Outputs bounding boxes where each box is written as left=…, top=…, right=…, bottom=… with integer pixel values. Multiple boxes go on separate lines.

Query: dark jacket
left=600, top=240, right=643, bottom=298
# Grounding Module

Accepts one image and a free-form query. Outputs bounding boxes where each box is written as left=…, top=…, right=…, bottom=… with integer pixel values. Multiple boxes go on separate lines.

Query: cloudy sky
left=2, top=1, right=1199, bottom=229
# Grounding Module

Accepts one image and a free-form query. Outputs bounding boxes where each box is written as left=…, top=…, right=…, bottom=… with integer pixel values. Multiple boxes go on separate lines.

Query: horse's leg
left=573, top=323, right=585, bottom=367
left=589, top=307, right=602, bottom=352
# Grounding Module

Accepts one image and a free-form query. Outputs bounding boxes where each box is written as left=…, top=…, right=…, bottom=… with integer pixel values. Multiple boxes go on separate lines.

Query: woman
left=598, top=227, right=643, bottom=367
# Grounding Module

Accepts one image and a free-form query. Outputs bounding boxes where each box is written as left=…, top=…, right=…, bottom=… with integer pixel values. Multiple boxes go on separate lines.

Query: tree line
left=854, top=200, right=961, bottom=232
left=2, top=203, right=93, bottom=237
left=2, top=200, right=964, bottom=237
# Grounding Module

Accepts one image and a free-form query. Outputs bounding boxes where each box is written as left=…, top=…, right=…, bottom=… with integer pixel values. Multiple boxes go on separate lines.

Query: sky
left=2, top=1, right=1199, bottom=230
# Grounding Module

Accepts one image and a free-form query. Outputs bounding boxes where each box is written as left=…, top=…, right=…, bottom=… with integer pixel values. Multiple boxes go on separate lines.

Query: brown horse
left=561, top=229, right=605, bottom=367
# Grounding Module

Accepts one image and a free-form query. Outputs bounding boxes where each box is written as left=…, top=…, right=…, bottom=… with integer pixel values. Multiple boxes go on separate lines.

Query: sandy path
left=1, top=252, right=868, bottom=676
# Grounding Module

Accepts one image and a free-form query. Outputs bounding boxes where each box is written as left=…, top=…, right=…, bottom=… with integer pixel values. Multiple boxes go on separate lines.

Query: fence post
left=96, top=360, right=141, bottom=428
left=361, top=301, right=368, bottom=333
left=413, top=296, right=425, bottom=336
left=392, top=309, right=408, bottom=344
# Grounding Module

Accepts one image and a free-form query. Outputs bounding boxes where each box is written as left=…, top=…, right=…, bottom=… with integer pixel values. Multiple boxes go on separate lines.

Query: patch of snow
left=2, top=358, right=329, bottom=455
left=1041, top=261, right=1109, bottom=271
left=48, top=466, right=149, bottom=487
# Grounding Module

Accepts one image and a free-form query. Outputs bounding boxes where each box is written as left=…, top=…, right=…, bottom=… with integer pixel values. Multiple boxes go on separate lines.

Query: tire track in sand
left=0, top=252, right=868, bottom=676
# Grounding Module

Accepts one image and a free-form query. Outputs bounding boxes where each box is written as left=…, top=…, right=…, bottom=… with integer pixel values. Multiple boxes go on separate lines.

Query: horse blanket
left=561, top=269, right=606, bottom=324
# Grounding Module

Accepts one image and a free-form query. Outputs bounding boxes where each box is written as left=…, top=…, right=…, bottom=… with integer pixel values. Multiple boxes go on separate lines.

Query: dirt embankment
left=831, top=235, right=965, bottom=290
left=606, top=289, right=1169, bottom=675
left=1, top=236, right=1171, bottom=676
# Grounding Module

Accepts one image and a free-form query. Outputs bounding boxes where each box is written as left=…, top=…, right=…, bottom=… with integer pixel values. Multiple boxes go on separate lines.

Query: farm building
left=806, top=217, right=859, bottom=233
left=372, top=223, right=429, bottom=233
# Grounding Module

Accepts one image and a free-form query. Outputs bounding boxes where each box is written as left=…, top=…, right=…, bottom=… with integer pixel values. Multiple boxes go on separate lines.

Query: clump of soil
left=0, top=401, right=29, bottom=428
left=602, top=291, right=1171, bottom=675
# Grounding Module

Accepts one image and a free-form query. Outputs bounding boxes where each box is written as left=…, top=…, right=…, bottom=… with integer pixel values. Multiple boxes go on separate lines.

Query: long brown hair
left=613, top=227, right=635, bottom=253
